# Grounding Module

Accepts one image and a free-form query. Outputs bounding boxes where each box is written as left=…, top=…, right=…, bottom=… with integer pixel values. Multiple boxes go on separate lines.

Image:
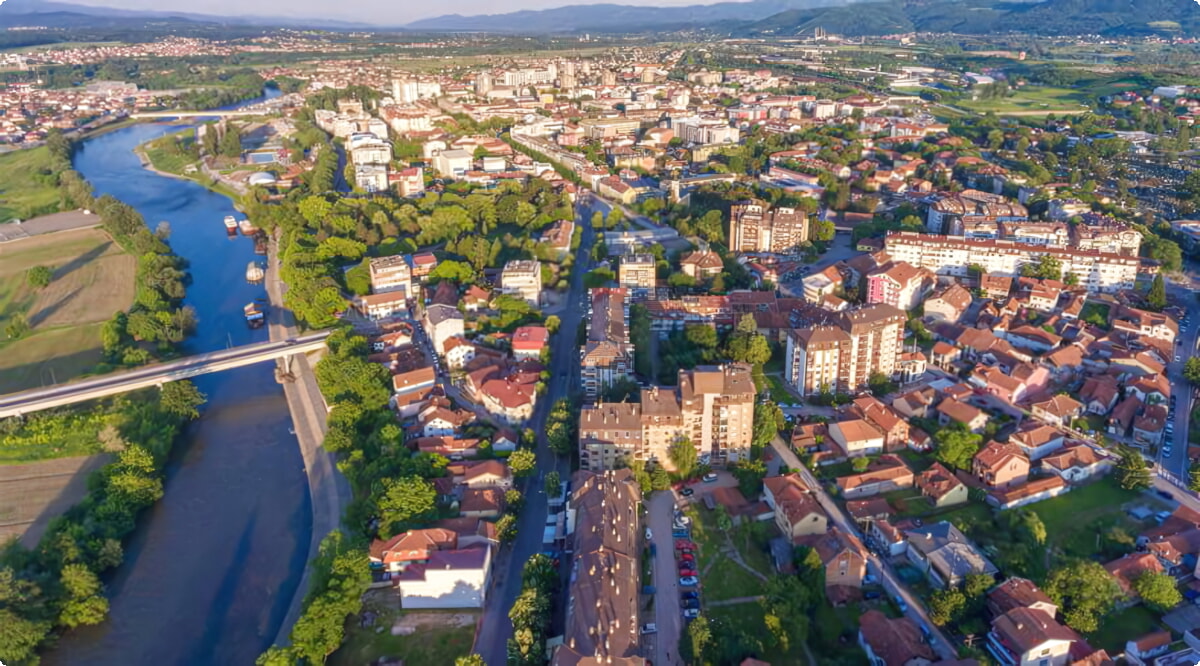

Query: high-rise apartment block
left=579, top=364, right=755, bottom=469
left=581, top=288, right=634, bottom=400
left=618, top=254, right=656, bottom=290
left=369, top=255, right=413, bottom=296
left=784, top=304, right=906, bottom=396
left=499, top=259, right=542, bottom=306
left=729, top=199, right=810, bottom=254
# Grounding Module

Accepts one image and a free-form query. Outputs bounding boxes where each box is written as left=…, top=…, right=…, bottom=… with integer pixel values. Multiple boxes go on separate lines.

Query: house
left=987, top=577, right=1058, bottom=618
left=829, top=419, right=886, bottom=458
left=858, top=610, right=935, bottom=666
left=395, top=546, right=492, bottom=609
left=424, top=303, right=466, bottom=357
left=917, top=463, right=968, bottom=508
left=1079, top=375, right=1120, bottom=415
left=893, top=388, right=936, bottom=419
left=931, top=341, right=962, bottom=370
left=924, top=283, right=973, bottom=323
left=763, top=474, right=829, bottom=541
left=871, top=519, right=908, bottom=557
left=837, top=455, right=915, bottom=499
left=369, top=528, right=458, bottom=573
left=973, top=441, right=1031, bottom=489
left=849, top=397, right=910, bottom=452
left=419, top=406, right=472, bottom=437
left=846, top=497, right=892, bottom=527
left=511, top=325, right=550, bottom=360
left=906, top=521, right=999, bottom=588
left=1132, top=404, right=1168, bottom=447
left=459, top=488, right=505, bottom=518
left=1124, top=631, right=1173, bottom=666
left=1104, top=552, right=1164, bottom=603
left=865, top=261, right=936, bottom=311
left=680, top=249, right=724, bottom=279
left=937, top=398, right=990, bottom=433
left=1030, top=395, right=1084, bottom=429
left=797, top=527, right=868, bottom=603
left=987, top=475, right=1069, bottom=510
left=1009, top=423, right=1066, bottom=461
left=356, top=291, right=408, bottom=320
left=1107, top=396, right=1141, bottom=437
left=460, top=460, right=513, bottom=490
left=986, top=607, right=1079, bottom=666
left=1040, top=444, right=1107, bottom=483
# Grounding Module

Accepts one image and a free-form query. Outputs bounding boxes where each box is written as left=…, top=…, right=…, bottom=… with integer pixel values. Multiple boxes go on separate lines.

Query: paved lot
left=0, top=210, right=100, bottom=243
left=647, top=491, right=683, bottom=666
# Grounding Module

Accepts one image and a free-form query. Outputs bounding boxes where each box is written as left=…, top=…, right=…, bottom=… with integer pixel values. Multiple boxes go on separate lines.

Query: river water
left=47, top=89, right=313, bottom=666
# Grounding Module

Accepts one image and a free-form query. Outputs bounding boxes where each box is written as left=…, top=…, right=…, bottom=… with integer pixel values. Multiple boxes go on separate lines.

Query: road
left=768, top=436, right=958, bottom=661
left=647, top=492, right=684, bottom=666
left=778, top=231, right=858, bottom=299
left=474, top=191, right=599, bottom=666
left=1156, top=261, right=1200, bottom=481
left=0, top=331, right=331, bottom=418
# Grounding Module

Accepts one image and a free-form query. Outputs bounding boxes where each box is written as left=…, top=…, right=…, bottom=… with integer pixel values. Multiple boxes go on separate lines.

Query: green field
left=0, top=147, right=65, bottom=222
left=956, top=85, right=1092, bottom=116
left=0, top=227, right=135, bottom=393
left=142, top=129, right=199, bottom=175
left=330, top=607, right=476, bottom=666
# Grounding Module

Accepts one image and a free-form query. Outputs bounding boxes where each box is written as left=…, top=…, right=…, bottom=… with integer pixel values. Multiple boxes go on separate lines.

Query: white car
left=640, top=623, right=657, bottom=634
left=645, top=528, right=653, bottom=541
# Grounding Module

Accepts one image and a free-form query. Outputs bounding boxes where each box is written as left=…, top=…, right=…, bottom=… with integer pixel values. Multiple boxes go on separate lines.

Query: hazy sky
left=58, top=0, right=739, bottom=25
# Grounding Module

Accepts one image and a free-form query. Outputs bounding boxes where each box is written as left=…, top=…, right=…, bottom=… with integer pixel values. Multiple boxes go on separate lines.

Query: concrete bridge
left=130, top=109, right=273, bottom=119
left=0, top=331, right=330, bottom=419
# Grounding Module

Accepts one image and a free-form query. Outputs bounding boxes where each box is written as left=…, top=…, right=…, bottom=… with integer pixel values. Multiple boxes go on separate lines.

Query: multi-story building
left=350, top=138, right=393, bottom=165
left=499, top=259, right=542, bottom=306
left=578, top=364, right=755, bottom=469
left=369, top=255, right=413, bottom=295
left=884, top=231, right=1140, bottom=294
left=729, top=198, right=809, bottom=254
left=865, top=261, right=936, bottom=312
left=618, top=254, right=656, bottom=290
left=784, top=304, right=906, bottom=396
left=553, top=469, right=643, bottom=666
left=354, top=164, right=389, bottom=193
left=581, top=288, right=633, bottom=400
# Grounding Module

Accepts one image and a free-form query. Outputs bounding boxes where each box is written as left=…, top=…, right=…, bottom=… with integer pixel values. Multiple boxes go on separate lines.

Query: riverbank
left=133, top=139, right=244, bottom=204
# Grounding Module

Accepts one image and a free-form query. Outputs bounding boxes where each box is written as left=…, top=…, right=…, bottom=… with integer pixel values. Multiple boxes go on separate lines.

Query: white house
left=395, top=546, right=492, bottom=609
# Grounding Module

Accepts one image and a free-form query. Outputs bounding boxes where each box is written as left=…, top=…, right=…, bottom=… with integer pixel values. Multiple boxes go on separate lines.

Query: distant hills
left=0, top=0, right=372, bottom=29
left=737, top=0, right=1200, bottom=37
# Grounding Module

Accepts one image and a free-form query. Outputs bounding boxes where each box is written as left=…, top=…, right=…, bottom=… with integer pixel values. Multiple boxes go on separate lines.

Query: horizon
left=15, top=0, right=752, bottom=24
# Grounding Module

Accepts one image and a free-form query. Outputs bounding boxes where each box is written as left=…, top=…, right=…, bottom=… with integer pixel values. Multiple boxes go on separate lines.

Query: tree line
left=0, top=381, right=206, bottom=665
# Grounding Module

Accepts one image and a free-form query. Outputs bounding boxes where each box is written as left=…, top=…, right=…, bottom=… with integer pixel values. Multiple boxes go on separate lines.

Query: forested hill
left=737, top=0, right=1200, bottom=37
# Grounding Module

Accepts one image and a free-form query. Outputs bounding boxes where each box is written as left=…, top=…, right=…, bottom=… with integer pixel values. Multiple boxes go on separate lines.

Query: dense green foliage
left=1045, top=560, right=1122, bottom=633
left=506, top=554, right=557, bottom=666
left=0, top=383, right=204, bottom=665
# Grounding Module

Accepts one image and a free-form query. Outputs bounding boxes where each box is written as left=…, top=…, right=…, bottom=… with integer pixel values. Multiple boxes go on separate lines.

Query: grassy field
left=1087, top=605, right=1162, bottom=655
left=956, top=85, right=1093, bottom=116
left=1028, top=478, right=1160, bottom=565
left=330, top=605, right=476, bottom=666
left=0, top=454, right=110, bottom=546
left=0, top=228, right=135, bottom=393
left=0, top=147, right=65, bottom=222
left=686, top=505, right=774, bottom=603
left=142, top=129, right=199, bottom=175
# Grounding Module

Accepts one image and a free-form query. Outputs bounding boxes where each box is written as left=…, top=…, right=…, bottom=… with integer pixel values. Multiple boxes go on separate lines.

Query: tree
left=726, top=314, right=772, bottom=366
left=684, top=323, right=719, bottom=350
left=1134, top=571, right=1182, bottom=612
left=544, top=470, right=561, bottom=496
left=933, top=425, right=983, bottom=470
left=1181, top=357, right=1200, bottom=387
left=505, top=489, right=525, bottom=514
left=668, top=439, right=699, bottom=478
left=58, top=563, right=110, bottom=628
left=544, top=315, right=561, bottom=334
left=683, top=614, right=712, bottom=664
left=1114, top=444, right=1151, bottom=491
left=159, top=380, right=207, bottom=420
left=867, top=371, right=897, bottom=396
left=456, top=655, right=486, bottom=666
left=496, top=513, right=518, bottom=543
left=1147, top=274, right=1167, bottom=311
left=753, top=401, right=785, bottom=449
left=1045, top=560, right=1121, bottom=633
left=1190, top=463, right=1200, bottom=493
left=928, top=588, right=966, bottom=626
left=219, top=123, right=243, bottom=159
left=26, top=265, right=53, bottom=288
left=1021, top=254, right=1062, bottom=281
left=509, top=448, right=536, bottom=477
left=378, top=476, right=437, bottom=536
left=5, top=313, right=29, bottom=339
left=0, top=608, right=51, bottom=666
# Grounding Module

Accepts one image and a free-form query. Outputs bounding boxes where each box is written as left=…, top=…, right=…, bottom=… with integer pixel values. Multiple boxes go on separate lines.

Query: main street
left=474, top=191, right=599, bottom=666
left=1156, top=260, right=1200, bottom=481
left=768, top=436, right=958, bottom=661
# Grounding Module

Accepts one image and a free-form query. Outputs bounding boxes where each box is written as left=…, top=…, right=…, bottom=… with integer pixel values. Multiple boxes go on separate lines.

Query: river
left=47, top=88, right=313, bottom=666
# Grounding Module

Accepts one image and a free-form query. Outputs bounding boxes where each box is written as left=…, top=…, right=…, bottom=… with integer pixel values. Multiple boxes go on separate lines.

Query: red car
left=675, top=540, right=696, bottom=550
left=679, top=569, right=698, bottom=578
left=678, top=553, right=695, bottom=562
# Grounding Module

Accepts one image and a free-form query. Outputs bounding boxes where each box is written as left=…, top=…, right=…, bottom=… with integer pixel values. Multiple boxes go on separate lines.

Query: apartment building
left=884, top=231, right=1140, bottom=293
left=354, top=164, right=389, bottom=193
left=784, top=304, right=906, bottom=396
left=369, top=255, right=413, bottom=295
left=578, top=364, right=756, bottom=469
left=581, top=288, right=634, bottom=401
left=499, top=259, right=542, bottom=306
left=865, top=261, right=935, bottom=312
left=729, top=198, right=810, bottom=254
left=553, top=469, right=644, bottom=666
left=618, top=254, right=656, bottom=290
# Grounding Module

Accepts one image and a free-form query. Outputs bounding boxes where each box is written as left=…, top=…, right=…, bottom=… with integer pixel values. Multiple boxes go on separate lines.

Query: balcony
left=986, top=632, right=1018, bottom=666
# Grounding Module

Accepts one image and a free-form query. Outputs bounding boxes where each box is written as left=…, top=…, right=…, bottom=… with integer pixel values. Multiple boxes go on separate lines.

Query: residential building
left=936, top=397, right=989, bottom=433
left=468, top=362, right=539, bottom=424
left=395, top=547, right=492, bottom=609
left=356, top=291, right=407, bottom=320
left=796, top=527, right=868, bottom=602
left=369, top=255, right=413, bottom=295
left=1030, top=395, right=1084, bottom=429
left=369, top=528, right=458, bottom=574
left=885, top=232, right=1141, bottom=294
left=554, top=469, right=644, bottom=666
left=905, top=521, right=999, bottom=588
left=499, top=259, right=542, bottom=307
left=987, top=607, right=1079, bottom=666
left=581, top=288, right=634, bottom=400
left=836, top=454, right=914, bottom=498
left=680, top=249, right=724, bottom=279
left=1040, top=444, right=1107, bottom=483
left=763, top=474, right=828, bottom=541
left=423, top=304, right=465, bottom=357
left=511, top=325, right=550, bottom=360
left=973, top=441, right=1031, bottom=489
left=1009, top=423, right=1066, bottom=462
left=924, top=283, right=973, bottom=323
left=987, top=577, right=1058, bottom=618
left=433, top=149, right=473, bottom=178
left=917, top=463, right=968, bottom=508
left=729, top=198, right=810, bottom=254
left=865, top=261, right=936, bottom=312
left=784, top=304, right=906, bottom=396
left=858, top=610, right=935, bottom=666
left=578, top=402, right=643, bottom=472
left=829, top=419, right=886, bottom=458
left=354, top=164, right=390, bottom=193
left=1104, top=552, right=1164, bottom=603
left=618, top=254, right=656, bottom=290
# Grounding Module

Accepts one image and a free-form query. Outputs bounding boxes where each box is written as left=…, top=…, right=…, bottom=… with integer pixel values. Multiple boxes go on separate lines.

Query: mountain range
left=0, top=0, right=1196, bottom=36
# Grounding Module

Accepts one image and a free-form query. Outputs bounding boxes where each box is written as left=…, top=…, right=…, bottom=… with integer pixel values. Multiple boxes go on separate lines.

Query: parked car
left=649, top=544, right=657, bottom=558
left=681, top=591, right=699, bottom=600
left=679, top=569, right=697, bottom=578
left=895, top=596, right=908, bottom=612
left=672, top=530, right=689, bottom=538
left=641, top=623, right=658, bottom=634
left=643, top=585, right=657, bottom=595
left=702, top=473, right=719, bottom=483
left=864, top=590, right=882, bottom=600
left=682, top=608, right=700, bottom=619
left=680, top=487, right=694, bottom=497
left=675, top=540, right=696, bottom=550
left=679, top=553, right=695, bottom=562
left=679, top=576, right=699, bottom=587
left=682, top=598, right=700, bottom=610
left=645, top=528, right=653, bottom=541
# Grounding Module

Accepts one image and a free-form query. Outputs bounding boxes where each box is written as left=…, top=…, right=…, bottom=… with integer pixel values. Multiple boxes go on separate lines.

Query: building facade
left=784, top=304, right=906, bottom=396
left=729, top=198, right=810, bottom=254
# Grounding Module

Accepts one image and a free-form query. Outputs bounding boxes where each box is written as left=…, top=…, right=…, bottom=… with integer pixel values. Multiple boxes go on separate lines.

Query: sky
left=53, top=0, right=741, bottom=25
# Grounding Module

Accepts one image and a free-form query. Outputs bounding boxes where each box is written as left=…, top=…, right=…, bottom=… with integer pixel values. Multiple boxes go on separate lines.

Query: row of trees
left=0, top=381, right=206, bottom=664
left=507, top=553, right=558, bottom=666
